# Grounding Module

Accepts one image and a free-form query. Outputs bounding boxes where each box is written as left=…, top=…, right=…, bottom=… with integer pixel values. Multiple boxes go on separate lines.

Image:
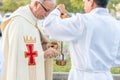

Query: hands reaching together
left=44, top=47, right=59, bottom=58
left=43, top=42, right=59, bottom=58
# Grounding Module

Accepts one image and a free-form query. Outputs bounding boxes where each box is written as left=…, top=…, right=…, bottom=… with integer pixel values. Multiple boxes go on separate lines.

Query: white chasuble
left=0, top=5, right=52, bottom=80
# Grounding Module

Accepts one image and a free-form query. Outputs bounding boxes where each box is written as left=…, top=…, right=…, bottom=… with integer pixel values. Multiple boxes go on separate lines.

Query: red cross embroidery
left=25, top=44, right=38, bottom=66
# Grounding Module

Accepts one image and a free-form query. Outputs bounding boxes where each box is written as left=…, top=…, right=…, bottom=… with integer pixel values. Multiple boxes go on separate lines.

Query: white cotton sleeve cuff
left=49, top=8, right=61, bottom=16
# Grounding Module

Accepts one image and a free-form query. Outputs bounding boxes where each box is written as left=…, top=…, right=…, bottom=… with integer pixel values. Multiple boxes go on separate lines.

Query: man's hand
left=57, top=4, right=66, bottom=15
left=44, top=47, right=59, bottom=58
left=42, top=41, right=59, bottom=58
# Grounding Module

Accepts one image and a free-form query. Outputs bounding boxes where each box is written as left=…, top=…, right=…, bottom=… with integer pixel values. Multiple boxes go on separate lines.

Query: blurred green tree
left=56, top=0, right=120, bottom=13
left=0, top=0, right=120, bottom=13
left=56, top=0, right=84, bottom=13
left=0, top=0, right=30, bottom=12
left=108, top=0, right=120, bottom=15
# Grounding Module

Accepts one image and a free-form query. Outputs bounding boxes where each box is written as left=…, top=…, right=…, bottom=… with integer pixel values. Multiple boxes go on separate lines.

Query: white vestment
left=0, top=5, right=53, bottom=80
left=0, top=37, right=4, bottom=77
left=43, top=8, right=120, bottom=80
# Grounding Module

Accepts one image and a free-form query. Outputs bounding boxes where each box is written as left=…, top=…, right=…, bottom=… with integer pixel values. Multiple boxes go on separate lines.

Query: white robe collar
left=90, top=7, right=110, bottom=15
left=11, top=5, right=38, bottom=26
left=1, top=5, right=39, bottom=32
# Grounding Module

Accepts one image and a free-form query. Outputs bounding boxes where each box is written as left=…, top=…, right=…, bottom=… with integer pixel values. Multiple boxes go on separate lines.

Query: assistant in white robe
left=43, top=8, right=120, bottom=80
left=0, top=5, right=53, bottom=80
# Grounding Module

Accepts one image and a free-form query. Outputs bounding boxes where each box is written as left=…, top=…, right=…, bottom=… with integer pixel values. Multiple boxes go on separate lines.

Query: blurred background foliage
left=0, top=0, right=120, bottom=13
left=53, top=56, right=71, bottom=72
left=0, top=0, right=120, bottom=73
left=56, top=0, right=84, bottom=13
left=0, top=0, right=30, bottom=12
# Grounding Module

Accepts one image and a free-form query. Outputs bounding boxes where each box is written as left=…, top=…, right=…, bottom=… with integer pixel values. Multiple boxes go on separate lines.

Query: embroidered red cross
left=25, top=44, right=38, bottom=66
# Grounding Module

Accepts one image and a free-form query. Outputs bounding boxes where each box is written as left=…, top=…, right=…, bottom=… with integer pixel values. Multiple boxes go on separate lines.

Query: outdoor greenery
left=0, top=0, right=30, bottom=12
left=111, top=67, right=120, bottom=74
left=0, top=0, right=120, bottom=13
left=53, top=56, right=120, bottom=74
left=53, top=56, right=71, bottom=72
left=56, top=0, right=84, bottom=13
left=0, top=0, right=119, bottom=74
left=53, top=42, right=120, bottom=74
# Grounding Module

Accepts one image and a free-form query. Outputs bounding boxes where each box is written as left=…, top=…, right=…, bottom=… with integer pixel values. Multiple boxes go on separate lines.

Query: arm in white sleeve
left=43, top=9, right=85, bottom=41
left=112, top=42, right=120, bottom=67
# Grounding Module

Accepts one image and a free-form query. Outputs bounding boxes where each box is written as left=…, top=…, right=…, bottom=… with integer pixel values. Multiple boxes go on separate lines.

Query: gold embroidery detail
left=24, top=36, right=36, bottom=43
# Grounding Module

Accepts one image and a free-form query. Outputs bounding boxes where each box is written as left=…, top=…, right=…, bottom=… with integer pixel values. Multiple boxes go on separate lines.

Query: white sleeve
left=43, top=9, right=84, bottom=41
left=112, top=42, right=120, bottom=67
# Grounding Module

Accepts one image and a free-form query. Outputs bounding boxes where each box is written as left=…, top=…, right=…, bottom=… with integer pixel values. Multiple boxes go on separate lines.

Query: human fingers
left=44, top=48, right=53, bottom=58
left=44, top=48, right=58, bottom=58
left=52, top=48, right=59, bottom=57
left=57, top=4, right=66, bottom=14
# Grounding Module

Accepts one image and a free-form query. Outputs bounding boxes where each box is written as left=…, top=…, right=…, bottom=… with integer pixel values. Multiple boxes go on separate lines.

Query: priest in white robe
left=43, top=0, right=120, bottom=80
left=0, top=0, right=58, bottom=80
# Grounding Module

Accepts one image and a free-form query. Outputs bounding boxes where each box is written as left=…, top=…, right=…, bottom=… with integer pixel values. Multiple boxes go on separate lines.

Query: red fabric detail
left=25, top=44, right=38, bottom=66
